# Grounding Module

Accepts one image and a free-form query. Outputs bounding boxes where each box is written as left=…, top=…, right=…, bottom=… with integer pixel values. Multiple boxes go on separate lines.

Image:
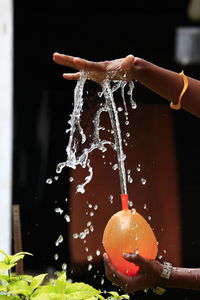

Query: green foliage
left=0, top=250, right=130, bottom=300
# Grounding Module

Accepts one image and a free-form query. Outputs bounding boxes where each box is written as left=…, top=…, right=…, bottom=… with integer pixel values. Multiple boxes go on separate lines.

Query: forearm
left=160, top=267, right=200, bottom=290
left=132, top=58, right=200, bottom=117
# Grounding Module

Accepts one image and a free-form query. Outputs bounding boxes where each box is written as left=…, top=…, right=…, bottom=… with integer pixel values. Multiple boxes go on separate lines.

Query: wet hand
left=53, top=52, right=136, bottom=83
left=103, top=252, right=163, bottom=294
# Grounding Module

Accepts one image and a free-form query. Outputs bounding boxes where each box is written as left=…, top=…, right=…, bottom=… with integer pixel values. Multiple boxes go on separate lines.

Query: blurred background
left=1, top=0, right=200, bottom=298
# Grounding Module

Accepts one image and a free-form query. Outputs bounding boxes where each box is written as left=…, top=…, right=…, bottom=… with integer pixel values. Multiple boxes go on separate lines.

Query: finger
left=123, top=253, right=147, bottom=267
left=73, top=57, right=106, bottom=72
left=103, top=253, right=130, bottom=283
left=63, top=72, right=80, bottom=80
left=53, top=52, right=79, bottom=70
left=121, top=54, right=135, bottom=71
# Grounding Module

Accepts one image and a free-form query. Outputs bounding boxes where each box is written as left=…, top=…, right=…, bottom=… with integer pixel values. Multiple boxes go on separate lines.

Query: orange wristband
left=170, top=71, right=188, bottom=110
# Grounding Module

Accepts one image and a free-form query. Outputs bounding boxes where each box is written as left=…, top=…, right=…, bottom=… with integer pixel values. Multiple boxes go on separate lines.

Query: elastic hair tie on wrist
left=170, top=71, right=188, bottom=110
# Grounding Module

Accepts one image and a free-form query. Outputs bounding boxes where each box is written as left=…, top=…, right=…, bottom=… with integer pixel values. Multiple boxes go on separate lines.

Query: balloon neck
left=121, top=194, right=129, bottom=210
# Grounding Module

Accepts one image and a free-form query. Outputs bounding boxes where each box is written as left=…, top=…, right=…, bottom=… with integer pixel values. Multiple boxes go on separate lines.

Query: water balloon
left=102, top=195, right=158, bottom=276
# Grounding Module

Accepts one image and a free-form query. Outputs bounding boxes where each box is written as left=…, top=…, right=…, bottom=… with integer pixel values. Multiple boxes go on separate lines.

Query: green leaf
left=0, top=296, right=19, bottom=300
left=15, top=274, right=33, bottom=283
left=0, top=275, right=9, bottom=283
left=30, top=273, right=47, bottom=292
left=65, top=282, right=101, bottom=299
left=8, top=279, right=31, bottom=296
left=0, top=250, right=10, bottom=264
left=9, top=252, right=33, bottom=265
left=0, top=262, right=16, bottom=274
left=31, top=292, right=67, bottom=300
left=107, top=292, right=130, bottom=300
left=56, top=272, right=66, bottom=282
left=31, top=284, right=56, bottom=296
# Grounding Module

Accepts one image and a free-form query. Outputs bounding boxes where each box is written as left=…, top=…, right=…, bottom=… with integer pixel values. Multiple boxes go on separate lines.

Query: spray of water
left=57, top=71, right=136, bottom=196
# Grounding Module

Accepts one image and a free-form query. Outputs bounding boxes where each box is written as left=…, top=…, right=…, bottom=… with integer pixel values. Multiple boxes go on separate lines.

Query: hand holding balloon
left=103, top=252, right=163, bottom=293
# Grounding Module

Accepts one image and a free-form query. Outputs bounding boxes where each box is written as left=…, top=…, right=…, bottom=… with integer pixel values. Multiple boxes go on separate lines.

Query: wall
left=0, top=0, right=13, bottom=254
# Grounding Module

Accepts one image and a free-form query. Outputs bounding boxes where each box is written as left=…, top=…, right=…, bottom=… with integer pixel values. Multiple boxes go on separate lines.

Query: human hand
left=53, top=53, right=136, bottom=83
left=103, top=252, right=163, bottom=294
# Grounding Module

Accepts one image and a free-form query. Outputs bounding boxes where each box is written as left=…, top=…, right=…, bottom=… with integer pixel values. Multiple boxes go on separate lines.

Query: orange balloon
left=102, top=209, right=158, bottom=276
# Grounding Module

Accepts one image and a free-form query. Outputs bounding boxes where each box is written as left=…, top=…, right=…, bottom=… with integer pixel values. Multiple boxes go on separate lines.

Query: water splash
left=56, top=72, right=136, bottom=196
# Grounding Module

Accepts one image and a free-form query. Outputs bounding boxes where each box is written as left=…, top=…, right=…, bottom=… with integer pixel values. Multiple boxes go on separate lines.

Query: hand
left=53, top=52, right=136, bottom=83
left=103, top=252, right=163, bottom=294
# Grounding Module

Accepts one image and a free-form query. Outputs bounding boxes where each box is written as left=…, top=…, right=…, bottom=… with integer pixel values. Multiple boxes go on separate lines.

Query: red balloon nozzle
left=121, top=194, right=129, bottom=210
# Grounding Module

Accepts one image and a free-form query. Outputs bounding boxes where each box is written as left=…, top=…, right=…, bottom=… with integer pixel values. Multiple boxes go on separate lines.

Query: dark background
left=13, top=0, right=200, bottom=298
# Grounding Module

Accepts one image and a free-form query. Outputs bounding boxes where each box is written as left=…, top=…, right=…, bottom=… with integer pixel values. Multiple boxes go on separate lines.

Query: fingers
left=103, top=253, right=130, bottom=282
left=121, top=54, right=135, bottom=71
left=103, top=253, right=138, bottom=294
left=73, top=57, right=106, bottom=72
left=53, top=52, right=79, bottom=69
left=53, top=52, right=106, bottom=73
left=63, top=72, right=80, bottom=80
left=123, top=253, right=147, bottom=267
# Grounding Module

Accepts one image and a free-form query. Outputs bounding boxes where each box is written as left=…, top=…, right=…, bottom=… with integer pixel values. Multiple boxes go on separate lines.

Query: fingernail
left=103, top=253, right=108, bottom=259
left=123, top=252, right=130, bottom=258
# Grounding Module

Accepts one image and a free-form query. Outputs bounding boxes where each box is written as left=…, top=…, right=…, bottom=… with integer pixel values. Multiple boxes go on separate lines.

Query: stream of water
left=55, top=72, right=136, bottom=197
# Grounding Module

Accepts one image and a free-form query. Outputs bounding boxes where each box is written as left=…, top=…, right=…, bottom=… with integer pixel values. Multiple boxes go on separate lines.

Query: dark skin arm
left=53, top=52, right=200, bottom=117
left=103, top=253, right=200, bottom=293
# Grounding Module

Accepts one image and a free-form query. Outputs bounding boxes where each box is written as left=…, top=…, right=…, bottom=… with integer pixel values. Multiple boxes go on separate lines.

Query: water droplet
left=96, top=249, right=101, bottom=256
left=141, top=178, right=147, bottom=185
left=94, top=204, right=98, bottom=210
left=56, top=162, right=66, bottom=174
left=134, top=248, right=139, bottom=254
left=62, top=263, right=67, bottom=270
left=131, top=208, right=136, bottom=215
left=64, top=214, right=70, bottom=222
left=76, top=184, right=85, bottom=194
left=73, top=233, right=79, bottom=239
left=129, top=201, right=133, bottom=207
left=100, top=278, right=104, bottom=285
left=87, top=221, right=92, bottom=227
left=90, top=211, right=94, bottom=217
left=85, top=247, right=89, bottom=252
left=131, top=100, right=137, bottom=109
left=108, top=195, right=114, bottom=204
left=87, top=255, right=93, bottom=262
left=55, top=207, right=64, bottom=215
left=88, top=264, right=93, bottom=271
left=55, top=235, right=64, bottom=246
left=90, top=225, right=94, bottom=232
left=148, top=216, right=152, bottom=221
left=69, top=177, right=74, bottom=182
left=126, top=132, right=130, bottom=138
left=118, top=107, right=123, bottom=112
left=136, top=164, right=141, bottom=172
left=54, top=253, right=59, bottom=260
left=80, top=232, right=86, bottom=239
left=112, top=164, right=118, bottom=171
left=125, top=120, right=129, bottom=125
left=46, top=178, right=53, bottom=184
left=84, top=228, right=89, bottom=235
left=128, top=176, right=133, bottom=183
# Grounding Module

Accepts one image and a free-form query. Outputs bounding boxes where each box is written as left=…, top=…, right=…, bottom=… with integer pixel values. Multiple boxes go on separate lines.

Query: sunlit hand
left=53, top=52, right=136, bottom=83
left=103, top=252, right=163, bottom=294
